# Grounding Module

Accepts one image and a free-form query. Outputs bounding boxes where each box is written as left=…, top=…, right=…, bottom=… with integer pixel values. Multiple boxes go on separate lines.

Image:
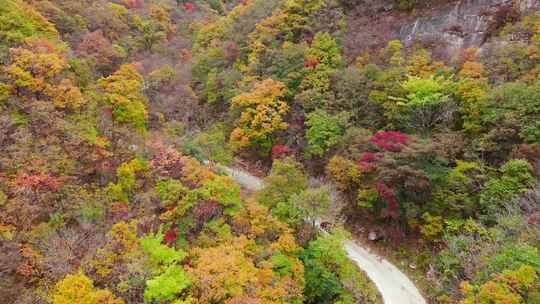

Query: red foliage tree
left=183, top=2, right=196, bottom=11
left=370, top=131, right=409, bottom=152
left=375, top=182, right=400, bottom=220
left=271, top=144, right=294, bottom=160
left=164, top=227, right=179, bottom=245
left=356, top=152, right=383, bottom=172
left=304, top=57, right=319, bottom=69
left=125, top=0, right=143, bottom=9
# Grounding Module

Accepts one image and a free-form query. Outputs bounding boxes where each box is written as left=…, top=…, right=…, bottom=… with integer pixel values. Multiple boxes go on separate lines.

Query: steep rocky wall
left=399, top=0, right=539, bottom=58
left=344, top=0, right=539, bottom=61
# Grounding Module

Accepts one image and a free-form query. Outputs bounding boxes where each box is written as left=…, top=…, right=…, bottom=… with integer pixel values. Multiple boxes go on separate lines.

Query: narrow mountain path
left=221, top=164, right=427, bottom=304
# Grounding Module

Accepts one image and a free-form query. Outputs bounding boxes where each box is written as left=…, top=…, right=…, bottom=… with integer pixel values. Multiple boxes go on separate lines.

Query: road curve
left=220, top=164, right=427, bottom=304
left=344, top=241, right=426, bottom=304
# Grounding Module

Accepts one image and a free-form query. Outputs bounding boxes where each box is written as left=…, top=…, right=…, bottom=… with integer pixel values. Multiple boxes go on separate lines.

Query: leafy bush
left=305, top=110, right=347, bottom=157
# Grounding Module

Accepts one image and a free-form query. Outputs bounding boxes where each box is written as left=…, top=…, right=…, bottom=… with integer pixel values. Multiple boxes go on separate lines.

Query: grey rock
left=398, top=0, right=538, bottom=57
left=368, top=230, right=383, bottom=241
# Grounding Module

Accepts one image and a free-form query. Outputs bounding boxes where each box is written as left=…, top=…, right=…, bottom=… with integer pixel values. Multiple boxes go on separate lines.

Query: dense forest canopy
left=0, top=0, right=539, bottom=303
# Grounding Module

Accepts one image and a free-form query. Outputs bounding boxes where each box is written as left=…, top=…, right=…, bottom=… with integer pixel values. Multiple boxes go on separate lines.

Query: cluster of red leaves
left=370, top=131, right=409, bottom=152
left=304, top=57, right=319, bottom=69
left=271, top=144, right=294, bottom=160
left=375, top=182, right=400, bottom=220
left=183, top=2, right=197, bottom=11
left=13, top=172, right=66, bottom=193
left=125, top=0, right=143, bottom=9
left=164, top=228, right=179, bottom=245
left=180, top=49, right=192, bottom=62
left=356, top=152, right=384, bottom=172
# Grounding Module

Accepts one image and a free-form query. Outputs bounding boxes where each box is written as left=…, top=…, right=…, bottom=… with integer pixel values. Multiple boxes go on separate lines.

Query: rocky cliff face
left=344, top=0, right=539, bottom=61
left=399, top=0, right=539, bottom=57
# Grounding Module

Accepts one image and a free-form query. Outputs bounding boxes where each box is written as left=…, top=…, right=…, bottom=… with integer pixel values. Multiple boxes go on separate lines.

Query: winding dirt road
left=220, top=164, right=427, bottom=304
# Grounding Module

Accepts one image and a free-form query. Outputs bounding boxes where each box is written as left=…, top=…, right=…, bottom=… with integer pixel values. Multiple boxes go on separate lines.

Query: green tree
left=137, top=20, right=166, bottom=53
left=202, top=175, right=242, bottom=214
left=481, top=244, right=540, bottom=281
left=258, top=157, right=307, bottom=209
left=140, top=231, right=190, bottom=303
left=479, top=159, right=534, bottom=221
left=290, top=186, right=332, bottom=226
left=393, top=75, right=454, bottom=133
left=429, top=161, right=487, bottom=219
left=305, top=32, right=342, bottom=70
left=106, top=159, right=148, bottom=203
left=191, top=123, right=233, bottom=164
left=302, top=230, right=377, bottom=304
left=305, top=110, right=347, bottom=157
left=273, top=186, right=332, bottom=228
left=144, top=266, right=190, bottom=303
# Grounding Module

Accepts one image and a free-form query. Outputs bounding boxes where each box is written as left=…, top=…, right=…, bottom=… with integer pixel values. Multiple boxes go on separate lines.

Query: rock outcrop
left=399, top=0, right=539, bottom=58
left=344, top=0, right=539, bottom=61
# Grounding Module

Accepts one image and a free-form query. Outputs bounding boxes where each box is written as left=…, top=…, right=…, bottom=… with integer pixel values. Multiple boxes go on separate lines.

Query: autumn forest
left=0, top=0, right=539, bottom=303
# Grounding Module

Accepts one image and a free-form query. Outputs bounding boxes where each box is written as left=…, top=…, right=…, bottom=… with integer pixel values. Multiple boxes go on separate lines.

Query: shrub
left=305, top=110, right=347, bottom=157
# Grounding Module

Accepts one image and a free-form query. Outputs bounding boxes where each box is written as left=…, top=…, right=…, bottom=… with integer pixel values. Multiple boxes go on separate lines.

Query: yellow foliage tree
left=91, top=221, right=140, bottom=278
left=97, top=64, right=147, bottom=131
left=51, top=272, right=124, bottom=304
left=325, top=156, right=361, bottom=192
left=230, top=79, right=289, bottom=152
left=187, top=236, right=259, bottom=303
left=188, top=234, right=304, bottom=304
left=457, top=61, right=489, bottom=133
left=459, top=266, right=539, bottom=304
left=4, top=39, right=84, bottom=109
